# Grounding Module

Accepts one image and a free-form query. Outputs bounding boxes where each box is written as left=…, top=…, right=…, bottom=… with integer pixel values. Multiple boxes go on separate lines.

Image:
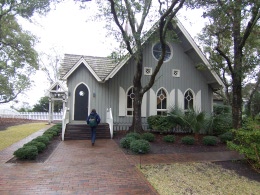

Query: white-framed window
left=184, top=90, right=194, bottom=110
left=157, top=88, right=167, bottom=115
left=152, top=42, right=172, bottom=62
left=126, top=87, right=135, bottom=116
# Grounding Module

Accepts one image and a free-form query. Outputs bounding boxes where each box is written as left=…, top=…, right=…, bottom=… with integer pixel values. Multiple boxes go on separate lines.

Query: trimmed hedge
left=32, top=135, right=50, bottom=145
left=14, top=145, right=38, bottom=160
left=24, top=141, right=46, bottom=153
left=219, top=131, right=233, bottom=143
left=13, top=124, right=62, bottom=160
left=125, top=132, right=141, bottom=140
left=163, top=135, right=175, bottom=143
left=120, top=136, right=136, bottom=149
left=181, top=136, right=195, bottom=145
left=203, top=136, right=218, bottom=146
left=141, top=132, right=155, bottom=142
left=130, top=139, right=150, bottom=154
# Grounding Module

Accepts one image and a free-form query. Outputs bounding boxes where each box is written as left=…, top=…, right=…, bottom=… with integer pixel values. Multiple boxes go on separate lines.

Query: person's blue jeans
left=91, top=126, right=96, bottom=144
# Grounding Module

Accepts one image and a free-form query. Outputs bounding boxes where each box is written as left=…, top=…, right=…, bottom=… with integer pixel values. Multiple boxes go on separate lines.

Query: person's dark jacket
left=86, top=112, right=101, bottom=126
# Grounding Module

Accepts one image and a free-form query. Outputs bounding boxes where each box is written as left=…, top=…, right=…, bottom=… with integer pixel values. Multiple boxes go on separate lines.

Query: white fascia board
left=176, top=18, right=224, bottom=87
left=62, top=57, right=102, bottom=82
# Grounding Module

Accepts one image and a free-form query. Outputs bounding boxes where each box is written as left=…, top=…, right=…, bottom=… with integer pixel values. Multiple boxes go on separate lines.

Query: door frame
left=72, top=82, right=90, bottom=120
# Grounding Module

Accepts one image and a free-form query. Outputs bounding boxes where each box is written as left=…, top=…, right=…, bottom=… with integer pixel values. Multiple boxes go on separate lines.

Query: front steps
left=64, top=123, right=111, bottom=140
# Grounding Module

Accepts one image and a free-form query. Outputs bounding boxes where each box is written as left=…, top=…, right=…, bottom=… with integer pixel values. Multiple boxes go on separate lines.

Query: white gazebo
left=46, top=81, right=68, bottom=124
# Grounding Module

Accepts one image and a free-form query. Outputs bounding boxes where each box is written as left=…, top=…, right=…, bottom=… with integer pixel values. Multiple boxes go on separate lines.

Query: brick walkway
left=0, top=127, right=243, bottom=195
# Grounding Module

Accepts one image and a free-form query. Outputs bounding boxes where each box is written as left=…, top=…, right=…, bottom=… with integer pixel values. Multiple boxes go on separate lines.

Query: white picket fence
left=0, top=112, right=63, bottom=120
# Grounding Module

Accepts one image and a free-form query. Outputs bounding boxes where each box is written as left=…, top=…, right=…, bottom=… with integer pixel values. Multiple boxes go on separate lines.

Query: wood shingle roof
left=60, top=54, right=118, bottom=81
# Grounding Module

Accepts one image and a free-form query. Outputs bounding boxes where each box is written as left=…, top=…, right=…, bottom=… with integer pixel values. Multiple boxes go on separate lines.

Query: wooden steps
left=64, top=123, right=111, bottom=140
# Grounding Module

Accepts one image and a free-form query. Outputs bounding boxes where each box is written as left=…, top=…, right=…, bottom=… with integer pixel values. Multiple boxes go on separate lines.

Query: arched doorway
left=74, top=83, right=89, bottom=120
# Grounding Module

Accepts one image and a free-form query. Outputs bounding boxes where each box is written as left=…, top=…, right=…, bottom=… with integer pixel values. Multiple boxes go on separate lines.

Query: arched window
left=184, top=90, right=194, bottom=110
left=157, top=88, right=167, bottom=115
left=127, top=87, right=135, bottom=116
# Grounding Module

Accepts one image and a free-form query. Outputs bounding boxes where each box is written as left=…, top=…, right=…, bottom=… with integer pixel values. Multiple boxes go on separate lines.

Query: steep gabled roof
left=60, top=54, right=118, bottom=82
left=60, top=18, right=223, bottom=90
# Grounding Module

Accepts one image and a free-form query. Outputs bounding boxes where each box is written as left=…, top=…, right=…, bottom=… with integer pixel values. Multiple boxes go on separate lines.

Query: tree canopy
left=190, top=0, right=260, bottom=128
left=0, top=0, right=54, bottom=104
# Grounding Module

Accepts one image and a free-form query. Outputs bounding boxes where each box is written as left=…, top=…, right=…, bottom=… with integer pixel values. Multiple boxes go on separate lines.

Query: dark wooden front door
left=74, top=84, right=89, bottom=120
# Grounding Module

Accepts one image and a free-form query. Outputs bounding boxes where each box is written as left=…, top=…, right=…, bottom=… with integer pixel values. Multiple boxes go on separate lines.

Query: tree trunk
left=232, top=75, right=242, bottom=129
left=129, top=90, right=144, bottom=133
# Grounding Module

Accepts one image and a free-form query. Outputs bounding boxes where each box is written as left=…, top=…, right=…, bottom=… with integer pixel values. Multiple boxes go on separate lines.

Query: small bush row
left=13, top=124, right=61, bottom=160
left=120, top=132, right=155, bottom=154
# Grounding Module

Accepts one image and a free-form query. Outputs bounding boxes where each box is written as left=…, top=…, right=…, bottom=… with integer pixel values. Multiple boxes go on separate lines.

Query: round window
left=152, top=42, right=172, bottom=61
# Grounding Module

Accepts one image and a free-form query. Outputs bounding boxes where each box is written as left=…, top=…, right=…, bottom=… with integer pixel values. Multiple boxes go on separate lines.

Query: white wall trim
left=72, top=82, right=90, bottom=120
left=149, top=89, right=157, bottom=116
left=118, top=86, right=126, bottom=116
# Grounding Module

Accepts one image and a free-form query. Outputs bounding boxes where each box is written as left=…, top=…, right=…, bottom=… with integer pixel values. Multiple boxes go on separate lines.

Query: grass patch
left=140, top=162, right=260, bottom=195
left=0, top=123, right=47, bottom=151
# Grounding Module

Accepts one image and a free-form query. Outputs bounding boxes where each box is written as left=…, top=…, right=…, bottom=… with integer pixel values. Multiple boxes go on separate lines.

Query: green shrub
left=147, top=115, right=174, bottom=133
left=181, top=136, right=195, bottom=145
left=202, top=136, right=218, bottom=146
left=120, top=136, right=136, bottom=149
left=44, top=129, right=58, bottom=136
left=130, top=139, right=150, bottom=154
left=212, top=105, right=232, bottom=135
left=50, top=126, right=61, bottom=134
left=32, top=135, right=50, bottom=145
left=13, top=145, right=38, bottom=160
left=219, top=131, right=233, bottom=143
left=125, top=132, right=141, bottom=140
left=163, top=135, right=175, bottom=143
left=24, top=141, right=46, bottom=153
left=42, top=132, right=54, bottom=140
left=141, top=132, right=155, bottom=142
left=227, top=124, right=260, bottom=170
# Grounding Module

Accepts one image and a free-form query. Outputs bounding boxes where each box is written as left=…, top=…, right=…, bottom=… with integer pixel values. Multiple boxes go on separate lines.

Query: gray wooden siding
left=67, top=64, right=109, bottom=122
left=66, top=40, right=214, bottom=128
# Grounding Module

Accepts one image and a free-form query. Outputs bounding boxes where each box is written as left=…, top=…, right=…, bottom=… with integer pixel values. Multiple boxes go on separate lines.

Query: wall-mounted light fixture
left=93, top=92, right=96, bottom=97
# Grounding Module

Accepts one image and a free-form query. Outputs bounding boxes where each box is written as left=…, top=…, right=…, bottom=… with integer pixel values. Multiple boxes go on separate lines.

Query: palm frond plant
left=168, top=107, right=210, bottom=140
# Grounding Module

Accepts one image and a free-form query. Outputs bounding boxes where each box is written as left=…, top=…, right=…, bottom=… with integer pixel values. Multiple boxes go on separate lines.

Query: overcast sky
left=5, top=0, right=206, bottom=109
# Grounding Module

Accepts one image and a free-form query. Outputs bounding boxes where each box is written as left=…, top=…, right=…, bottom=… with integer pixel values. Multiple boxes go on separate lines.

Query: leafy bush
left=13, top=145, right=38, bottom=160
left=227, top=122, right=260, bottom=171
left=212, top=105, right=232, bottom=135
left=120, top=136, right=136, bottom=149
left=219, top=131, right=233, bottom=143
left=24, top=141, right=46, bottom=153
left=44, top=129, right=58, bottom=136
left=42, top=132, right=54, bottom=140
left=181, top=136, right=195, bottom=145
left=141, top=132, right=155, bottom=142
left=126, top=132, right=141, bottom=140
left=130, top=139, right=150, bottom=154
left=147, top=115, right=174, bottom=133
left=202, top=136, right=218, bottom=146
left=163, top=135, right=175, bottom=143
left=32, top=135, right=50, bottom=145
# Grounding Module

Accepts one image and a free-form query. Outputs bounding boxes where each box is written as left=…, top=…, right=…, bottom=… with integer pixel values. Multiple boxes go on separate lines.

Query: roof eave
left=62, top=57, right=102, bottom=82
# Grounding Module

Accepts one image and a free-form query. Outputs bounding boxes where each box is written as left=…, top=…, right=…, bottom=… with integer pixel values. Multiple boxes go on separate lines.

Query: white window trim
left=152, top=42, right=173, bottom=63
left=156, top=87, right=169, bottom=115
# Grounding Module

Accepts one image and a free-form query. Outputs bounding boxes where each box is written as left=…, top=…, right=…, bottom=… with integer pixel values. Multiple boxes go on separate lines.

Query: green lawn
left=140, top=162, right=260, bottom=195
left=0, top=123, right=48, bottom=151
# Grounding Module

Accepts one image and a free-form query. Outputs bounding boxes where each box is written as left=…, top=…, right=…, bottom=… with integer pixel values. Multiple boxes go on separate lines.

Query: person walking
left=86, top=109, right=101, bottom=146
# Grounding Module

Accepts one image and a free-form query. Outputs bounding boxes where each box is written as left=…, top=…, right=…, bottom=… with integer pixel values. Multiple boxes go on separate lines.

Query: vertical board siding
left=66, top=32, right=215, bottom=128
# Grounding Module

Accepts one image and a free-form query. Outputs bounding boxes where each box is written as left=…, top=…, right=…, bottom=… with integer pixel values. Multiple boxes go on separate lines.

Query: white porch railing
left=62, top=108, right=70, bottom=141
left=106, top=108, right=113, bottom=139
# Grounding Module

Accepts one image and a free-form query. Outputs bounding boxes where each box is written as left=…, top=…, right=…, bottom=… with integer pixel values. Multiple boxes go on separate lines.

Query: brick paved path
left=0, top=126, right=243, bottom=195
